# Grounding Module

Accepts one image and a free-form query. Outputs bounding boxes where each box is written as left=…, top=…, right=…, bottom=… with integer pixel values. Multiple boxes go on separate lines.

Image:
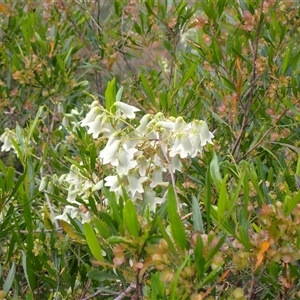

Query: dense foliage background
left=1, top=0, right=300, bottom=299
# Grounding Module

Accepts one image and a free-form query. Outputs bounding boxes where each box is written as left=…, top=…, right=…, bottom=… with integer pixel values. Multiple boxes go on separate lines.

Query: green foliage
left=1, top=1, right=300, bottom=299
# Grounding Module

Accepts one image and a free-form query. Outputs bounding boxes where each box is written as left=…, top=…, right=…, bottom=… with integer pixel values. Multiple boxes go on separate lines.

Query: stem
left=232, top=1, right=265, bottom=158
left=238, top=99, right=300, bottom=162
left=158, top=134, right=180, bottom=215
left=40, top=167, right=60, bottom=231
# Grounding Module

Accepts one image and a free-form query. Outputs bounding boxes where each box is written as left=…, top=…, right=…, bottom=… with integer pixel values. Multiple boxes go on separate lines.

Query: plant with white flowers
left=54, top=99, right=214, bottom=223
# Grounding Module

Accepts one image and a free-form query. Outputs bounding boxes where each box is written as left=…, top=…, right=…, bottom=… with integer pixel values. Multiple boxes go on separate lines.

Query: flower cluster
left=55, top=101, right=214, bottom=223
left=0, top=128, right=16, bottom=152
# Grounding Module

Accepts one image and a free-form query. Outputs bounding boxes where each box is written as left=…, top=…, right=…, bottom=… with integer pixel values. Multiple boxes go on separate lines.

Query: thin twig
left=231, top=1, right=265, bottom=158
left=81, top=289, right=102, bottom=300
left=238, top=98, right=300, bottom=161
left=114, top=284, right=136, bottom=300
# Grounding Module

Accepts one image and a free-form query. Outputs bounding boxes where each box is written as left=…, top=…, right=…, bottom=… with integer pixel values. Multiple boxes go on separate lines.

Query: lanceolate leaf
left=83, top=222, right=104, bottom=262
left=167, top=186, right=187, bottom=250
left=123, top=200, right=140, bottom=238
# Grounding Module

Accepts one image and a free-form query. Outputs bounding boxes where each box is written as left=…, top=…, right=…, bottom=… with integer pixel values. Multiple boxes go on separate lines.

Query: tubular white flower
left=87, top=115, right=106, bottom=138
left=0, top=128, right=16, bottom=152
left=192, top=120, right=214, bottom=146
left=114, top=102, right=140, bottom=119
left=169, top=133, right=193, bottom=158
left=99, top=139, right=121, bottom=165
left=150, top=167, right=167, bottom=188
left=127, top=174, right=148, bottom=198
left=156, top=121, right=175, bottom=131
left=143, top=189, right=164, bottom=211
left=115, top=144, right=138, bottom=175
left=173, top=116, right=187, bottom=133
left=189, top=130, right=202, bottom=157
left=153, top=153, right=167, bottom=172
left=56, top=205, right=78, bottom=222
left=55, top=205, right=91, bottom=224
left=136, top=155, right=148, bottom=176
left=170, top=154, right=182, bottom=172
left=136, top=114, right=152, bottom=135
left=104, top=175, right=123, bottom=196
left=81, top=104, right=102, bottom=127
left=92, top=180, right=104, bottom=191
left=67, top=184, right=80, bottom=202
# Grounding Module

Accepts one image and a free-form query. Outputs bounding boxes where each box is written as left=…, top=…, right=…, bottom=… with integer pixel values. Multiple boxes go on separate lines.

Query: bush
left=1, top=1, right=300, bottom=299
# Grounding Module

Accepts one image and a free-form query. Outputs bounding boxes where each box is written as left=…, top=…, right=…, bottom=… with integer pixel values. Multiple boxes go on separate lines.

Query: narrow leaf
left=83, top=222, right=104, bottom=262
left=123, top=200, right=140, bottom=238
left=3, top=262, right=15, bottom=293
left=192, top=196, right=204, bottom=233
left=105, top=78, right=117, bottom=113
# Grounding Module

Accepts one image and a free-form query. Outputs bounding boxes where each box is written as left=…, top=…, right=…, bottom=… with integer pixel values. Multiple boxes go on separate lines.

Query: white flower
left=143, top=189, right=164, bottom=211
left=136, top=114, right=152, bottom=135
left=188, top=129, right=203, bottom=157
left=170, top=155, right=182, bottom=172
left=92, top=180, right=104, bottom=191
left=150, top=167, right=168, bottom=188
left=99, top=139, right=121, bottom=165
left=115, top=144, right=138, bottom=175
left=55, top=205, right=91, bottom=224
left=169, top=133, right=193, bottom=158
left=114, top=102, right=140, bottom=119
left=127, top=174, right=148, bottom=198
left=67, top=184, right=81, bottom=202
left=39, top=176, right=48, bottom=192
left=173, top=116, right=187, bottom=133
left=104, top=175, right=123, bottom=196
left=192, top=120, right=214, bottom=146
left=136, top=155, right=148, bottom=176
left=87, top=115, right=106, bottom=138
left=156, top=121, right=175, bottom=131
left=81, top=103, right=102, bottom=127
left=153, top=153, right=167, bottom=172
left=0, top=128, right=15, bottom=152
left=56, top=205, right=78, bottom=222
left=65, top=165, right=82, bottom=188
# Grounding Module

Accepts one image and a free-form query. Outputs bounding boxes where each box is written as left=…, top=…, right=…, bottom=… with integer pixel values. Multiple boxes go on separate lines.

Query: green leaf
left=281, top=47, right=291, bottom=75
left=26, top=156, right=35, bottom=201
left=3, top=262, right=16, bottom=293
left=167, top=185, right=178, bottom=218
left=5, top=167, right=15, bottom=192
left=116, top=86, right=124, bottom=102
left=283, top=190, right=300, bottom=216
left=156, top=217, right=177, bottom=257
left=22, top=251, right=35, bottom=291
left=167, top=186, right=187, bottom=250
left=169, top=255, right=190, bottom=300
left=105, top=78, right=117, bottom=113
left=238, top=225, right=251, bottom=251
left=43, top=205, right=53, bottom=230
left=83, top=222, right=104, bottom=262
left=94, top=217, right=111, bottom=239
left=140, top=74, right=155, bottom=102
left=107, top=236, right=137, bottom=247
left=28, top=105, right=45, bottom=140
left=205, top=167, right=212, bottom=233
left=192, top=196, right=204, bottom=233
left=296, top=152, right=300, bottom=177
left=194, top=235, right=205, bottom=280
left=172, top=63, right=196, bottom=96
left=104, top=187, right=123, bottom=225
left=59, top=220, right=85, bottom=244
left=123, top=200, right=140, bottom=238
left=210, top=150, right=222, bottom=189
